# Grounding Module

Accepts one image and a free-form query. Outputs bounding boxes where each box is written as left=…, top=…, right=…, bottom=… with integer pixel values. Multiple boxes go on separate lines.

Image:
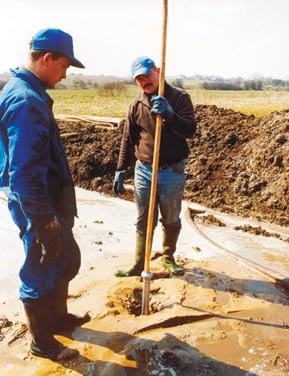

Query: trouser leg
left=60, top=224, right=81, bottom=282
left=7, top=197, right=62, bottom=301
left=17, top=215, right=81, bottom=302
left=115, top=161, right=157, bottom=277
left=158, top=160, right=186, bottom=275
left=134, top=160, right=158, bottom=236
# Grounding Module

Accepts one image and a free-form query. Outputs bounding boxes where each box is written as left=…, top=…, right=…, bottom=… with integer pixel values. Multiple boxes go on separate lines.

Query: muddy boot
left=51, top=281, right=90, bottom=333
left=162, top=226, right=184, bottom=276
left=23, top=299, right=79, bottom=361
left=115, top=232, right=146, bottom=277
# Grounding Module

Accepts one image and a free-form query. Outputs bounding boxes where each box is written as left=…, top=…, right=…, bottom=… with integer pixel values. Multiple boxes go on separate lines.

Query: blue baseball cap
left=31, top=28, right=84, bottom=68
left=131, top=56, right=156, bottom=79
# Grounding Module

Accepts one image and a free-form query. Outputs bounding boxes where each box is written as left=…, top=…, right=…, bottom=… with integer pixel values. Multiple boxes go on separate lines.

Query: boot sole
left=31, top=344, right=79, bottom=361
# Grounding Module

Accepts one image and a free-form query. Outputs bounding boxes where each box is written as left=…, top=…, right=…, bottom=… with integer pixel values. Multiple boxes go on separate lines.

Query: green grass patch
left=49, top=87, right=289, bottom=118
left=49, top=86, right=138, bottom=118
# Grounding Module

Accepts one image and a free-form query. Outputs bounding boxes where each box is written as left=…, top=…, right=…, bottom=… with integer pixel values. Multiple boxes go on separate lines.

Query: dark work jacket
left=117, top=82, right=196, bottom=171
left=0, top=68, right=77, bottom=229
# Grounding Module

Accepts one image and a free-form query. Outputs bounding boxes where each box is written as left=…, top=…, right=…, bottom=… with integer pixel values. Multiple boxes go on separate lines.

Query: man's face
left=43, top=54, right=70, bottom=88
left=135, top=67, right=160, bottom=94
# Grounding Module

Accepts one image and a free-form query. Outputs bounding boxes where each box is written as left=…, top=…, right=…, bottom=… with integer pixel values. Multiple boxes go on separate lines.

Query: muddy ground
left=1, top=187, right=289, bottom=376
left=1, top=105, right=289, bottom=375
left=58, top=105, right=289, bottom=226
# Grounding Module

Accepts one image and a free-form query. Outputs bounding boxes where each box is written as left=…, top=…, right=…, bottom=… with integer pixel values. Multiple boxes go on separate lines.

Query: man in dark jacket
left=0, top=28, right=89, bottom=360
left=113, top=56, right=196, bottom=277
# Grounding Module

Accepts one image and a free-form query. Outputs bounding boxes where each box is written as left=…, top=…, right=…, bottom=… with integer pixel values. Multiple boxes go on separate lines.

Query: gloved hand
left=151, top=95, right=174, bottom=120
left=37, top=217, right=62, bottom=265
left=113, top=170, right=126, bottom=195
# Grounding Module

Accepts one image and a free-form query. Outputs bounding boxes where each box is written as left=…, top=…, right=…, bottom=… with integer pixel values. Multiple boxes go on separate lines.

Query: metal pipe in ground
left=141, top=271, right=153, bottom=315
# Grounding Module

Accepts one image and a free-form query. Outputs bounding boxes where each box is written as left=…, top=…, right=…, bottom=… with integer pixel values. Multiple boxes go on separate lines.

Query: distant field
left=188, top=89, right=289, bottom=117
left=49, top=86, right=137, bottom=118
left=49, top=87, right=289, bottom=118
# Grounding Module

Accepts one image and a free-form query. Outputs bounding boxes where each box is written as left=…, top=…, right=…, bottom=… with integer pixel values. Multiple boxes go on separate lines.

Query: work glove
left=113, top=170, right=126, bottom=195
left=151, top=95, right=174, bottom=120
left=36, top=217, right=62, bottom=265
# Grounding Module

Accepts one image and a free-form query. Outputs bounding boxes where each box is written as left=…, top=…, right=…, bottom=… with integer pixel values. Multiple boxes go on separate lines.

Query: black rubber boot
left=51, top=281, right=90, bottom=333
left=162, top=226, right=184, bottom=276
left=115, top=232, right=146, bottom=277
left=23, top=299, right=79, bottom=360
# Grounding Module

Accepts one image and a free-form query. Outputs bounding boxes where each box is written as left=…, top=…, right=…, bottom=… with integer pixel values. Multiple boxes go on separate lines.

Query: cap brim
left=133, top=67, right=151, bottom=79
left=68, top=56, right=85, bottom=69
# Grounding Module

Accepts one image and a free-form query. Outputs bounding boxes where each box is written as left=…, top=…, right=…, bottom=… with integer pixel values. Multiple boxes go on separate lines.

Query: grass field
left=49, top=87, right=289, bottom=118
left=50, top=86, right=137, bottom=118
left=188, top=89, right=289, bottom=117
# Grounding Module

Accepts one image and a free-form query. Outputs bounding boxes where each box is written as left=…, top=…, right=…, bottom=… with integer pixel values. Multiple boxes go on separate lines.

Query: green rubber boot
left=115, top=232, right=146, bottom=277
left=162, top=226, right=184, bottom=276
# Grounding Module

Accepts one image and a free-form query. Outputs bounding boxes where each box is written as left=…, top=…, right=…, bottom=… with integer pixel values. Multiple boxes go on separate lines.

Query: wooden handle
left=144, top=0, right=168, bottom=273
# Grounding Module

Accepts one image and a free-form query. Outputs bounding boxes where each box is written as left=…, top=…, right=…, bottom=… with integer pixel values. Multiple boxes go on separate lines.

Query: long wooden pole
left=141, top=0, right=168, bottom=315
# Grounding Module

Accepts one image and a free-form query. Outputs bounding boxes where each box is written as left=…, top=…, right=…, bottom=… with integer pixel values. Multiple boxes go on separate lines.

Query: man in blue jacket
left=0, top=28, right=89, bottom=360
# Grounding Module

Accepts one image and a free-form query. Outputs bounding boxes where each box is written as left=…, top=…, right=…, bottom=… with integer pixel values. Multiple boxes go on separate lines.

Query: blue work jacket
left=0, top=68, right=76, bottom=228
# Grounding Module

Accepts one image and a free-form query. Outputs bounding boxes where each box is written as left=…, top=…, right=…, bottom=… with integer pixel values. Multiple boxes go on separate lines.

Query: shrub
left=201, top=81, right=243, bottom=90
left=100, top=81, right=127, bottom=97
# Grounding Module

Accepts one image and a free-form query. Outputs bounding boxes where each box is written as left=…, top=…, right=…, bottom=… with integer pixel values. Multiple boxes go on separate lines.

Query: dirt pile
left=234, top=224, right=289, bottom=242
left=58, top=119, right=126, bottom=194
left=194, top=213, right=226, bottom=227
left=186, top=105, right=289, bottom=225
left=59, top=105, right=289, bottom=226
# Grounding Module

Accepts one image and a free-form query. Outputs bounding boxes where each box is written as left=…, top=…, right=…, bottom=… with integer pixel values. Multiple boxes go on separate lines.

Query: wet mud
left=195, top=213, right=226, bottom=227
left=3, top=253, right=289, bottom=376
left=234, top=224, right=289, bottom=242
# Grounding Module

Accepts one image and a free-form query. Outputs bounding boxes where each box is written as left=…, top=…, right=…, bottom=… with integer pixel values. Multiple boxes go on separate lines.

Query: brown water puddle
left=197, top=305, right=289, bottom=375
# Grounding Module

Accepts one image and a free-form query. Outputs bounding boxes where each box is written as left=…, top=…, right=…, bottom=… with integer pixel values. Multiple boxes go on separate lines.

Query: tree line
left=1, top=76, right=289, bottom=91
left=201, top=80, right=264, bottom=91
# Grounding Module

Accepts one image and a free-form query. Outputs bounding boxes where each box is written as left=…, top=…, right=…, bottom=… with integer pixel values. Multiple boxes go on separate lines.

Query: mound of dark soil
left=58, top=119, right=129, bottom=195
left=185, top=105, right=289, bottom=225
left=58, top=105, right=289, bottom=226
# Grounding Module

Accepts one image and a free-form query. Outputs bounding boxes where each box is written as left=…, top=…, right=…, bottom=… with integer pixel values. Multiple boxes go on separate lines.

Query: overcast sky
left=1, top=0, right=289, bottom=79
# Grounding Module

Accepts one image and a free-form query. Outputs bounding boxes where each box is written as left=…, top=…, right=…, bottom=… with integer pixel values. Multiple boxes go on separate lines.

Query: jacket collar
left=10, top=67, right=53, bottom=107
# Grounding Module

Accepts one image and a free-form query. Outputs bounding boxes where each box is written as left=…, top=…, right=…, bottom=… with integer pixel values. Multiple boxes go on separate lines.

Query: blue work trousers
left=134, top=159, right=186, bottom=235
left=7, top=197, right=80, bottom=302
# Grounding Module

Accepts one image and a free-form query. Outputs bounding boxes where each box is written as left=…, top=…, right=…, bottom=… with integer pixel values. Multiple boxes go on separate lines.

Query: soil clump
left=58, top=105, right=289, bottom=226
